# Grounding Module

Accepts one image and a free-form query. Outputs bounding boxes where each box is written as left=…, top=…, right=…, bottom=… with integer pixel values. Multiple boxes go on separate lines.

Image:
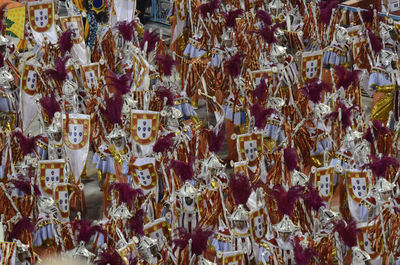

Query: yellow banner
left=6, top=5, right=26, bottom=39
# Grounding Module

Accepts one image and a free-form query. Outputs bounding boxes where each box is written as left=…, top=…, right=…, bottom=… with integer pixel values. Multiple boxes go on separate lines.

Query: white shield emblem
left=306, top=60, right=318, bottom=79
left=351, top=178, right=367, bottom=199
left=244, top=140, right=258, bottom=162
left=222, top=251, right=244, bottom=265
left=26, top=71, right=37, bottom=92
left=135, top=168, right=152, bottom=186
left=34, top=8, right=49, bottom=29
left=68, top=124, right=84, bottom=145
left=250, top=208, right=266, bottom=242
left=58, top=190, right=69, bottom=212
left=45, top=168, right=60, bottom=188
left=84, top=70, right=97, bottom=89
left=144, top=218, right=171, bottom=246
left=317, top=173, right=330, bottom=197
left=137, top=119, right=153, bottom=140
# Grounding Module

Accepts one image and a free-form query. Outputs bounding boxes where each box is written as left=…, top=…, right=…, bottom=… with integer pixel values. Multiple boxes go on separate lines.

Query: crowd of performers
left=3, top=0, right=400, bottom=264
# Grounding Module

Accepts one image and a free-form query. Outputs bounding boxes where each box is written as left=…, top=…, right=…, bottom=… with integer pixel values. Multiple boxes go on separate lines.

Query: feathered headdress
left=224, top=9, right=244, bottom=28
left=59, top=29, right=73, bottom=56
left=199, top=0, right=219, bottom=18
left=153, top=133, right=175, bottom=154
left=156, top=87, right=174, bottom=106
left=364, top=120, right=390, bottom=145
left=256, top=10, right=272, bottom=26
left=100, top=95, right=123, bottom=125
left=45, top=56, right=70, bottom=82
left=95, top=250, right=124, bottom=265
left=334, top=66, right=361, bottom=90
left=250, top=103, right=276, bottom=129
left=301, top=79, right=330, bottom=103
left=319, top=0, right=339, bottom=25
left=72, top=219, right=104, bottom=244
left=270, top=184, right=304, bottom=217
left=302, top=181, right=325, bottom=211
left=293, top=237, right=318, bottom=265
left=139, top=30, right=160, bottom=54
left=208, top=128, right=225, bottom=153
left=0, top=3, right=8, bottom=32
left=115, top=20, right=136, bottom=42
left=253, top=78, right=268, bottom=102
left=224, top=52, right=246, bottom=78
left=326, top=102, right=357, bottom=130
left=334, top=218, right=360, bottom=247
left=365, top=155, right=399, bottom=178
left=171, top=156, right=195, bottom=183
left=9, top=217, right=34, bottom=240
left=155, top=54, right=179, bottom=77
left=229, top=173, right=252, bottom=206
left=284, top=147, right=299, bottom=171
left=39, top=92, right=61, bottom=122
left=12, top=131, right=43, bottom=156
left=110, top=183, right=144, bottom=206
left=129, top=209, right=146, bottom=236
left=367, top=28, right=383, bottom=54
left=108, top=72, right=133, bottom=96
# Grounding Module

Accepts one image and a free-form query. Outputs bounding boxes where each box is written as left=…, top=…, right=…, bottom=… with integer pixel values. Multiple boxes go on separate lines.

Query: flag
left=6, top=5, right=25, bottom=39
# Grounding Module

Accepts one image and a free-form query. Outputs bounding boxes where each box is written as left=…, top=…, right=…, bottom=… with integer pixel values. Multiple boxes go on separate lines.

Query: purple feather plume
left=334, top=218, right=360, bottom=247
left=224, top=9, right=244, bottom=28
left=191, top=228, right=213, bottom=256
left=303, top=181, right=325, bottom=211
left=171, top=159, right=194, bottom=183
left=293, top=237, right=318, bottom=265
left=361, top=8, right=374, bottom=23
left=109, top=72, right=133, bottom=96
left=284, top=147, right=299, bottom=171
left=367, top=28, right=383, bottom=54
left=301, top=79, right=330, bottom=103
left=156, top=87, right=174, bottom=106
left=45, top=56, right=70, bottom=82
left=173, top=227, right=190, bottom=252
left=140, top=30, right=160, bottom=53
left=270, top=184, right=304, bottom=217
left=155, top=54, right=179, bottom=77
left=153, top=133, right=175, bottom=153
left=256, top=10, right=272, bottom=26
left=59, top=29, right=73, bottom=56
left=366, top=155, right=399, bottom=178
left=12, top=131, right=43, bottom=156
left=208, top=128, right=225, bottom=153
left=100, top=95, right=123, bottom=125
left=110, top=183, right=144, bottom=206
left=319, top=0, right=339, bottom=25
left=0, top=52, right=4, bottom=68
left=115, top=20, right=136, bottom=42
left=253, top=78, right=268, bottom=102
left=199, top=0, right=219, bottom=18
left=224, top=52, right=246, bottom=78
left=129, top=209, right=146, bottom=236
left=229, top=173, right=252, bottom=206
left=9, top=217, right=34, bottom=240
left=39, top=92, right=61, bottom=121
left=73, top=219, right=104, bottom=244
left=255, top=25, right=278, bottom=44
left=95, top=250, right=124, bottom=265
left=10, top=178, right=41, bottom=196
left=335, top=66, right=361, bottom=90
left=364, top=120, right=390, bottom=145
left=326, top=102, right=357, bottom=130
left=250, top=103, right=276, bottom=129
